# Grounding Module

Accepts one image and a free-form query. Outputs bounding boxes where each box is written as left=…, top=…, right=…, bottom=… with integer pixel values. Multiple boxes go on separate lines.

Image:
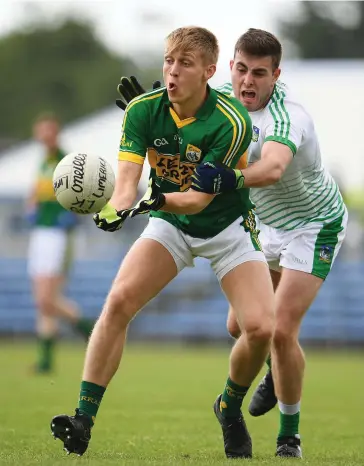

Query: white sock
left=278, top=400, right=300, bottom=415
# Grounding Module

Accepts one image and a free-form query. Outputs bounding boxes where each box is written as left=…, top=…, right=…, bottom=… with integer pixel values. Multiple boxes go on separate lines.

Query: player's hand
left=191, top=161, right=245, bottom=194
left=129, top=178, right=166, bottom=218
left=116, top=76, right=162, bottom=111
left=93, top=203, right=132, bottom=232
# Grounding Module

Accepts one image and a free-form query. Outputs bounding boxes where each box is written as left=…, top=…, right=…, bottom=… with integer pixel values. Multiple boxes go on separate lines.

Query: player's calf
left=51, top=409, right=92, bottom=456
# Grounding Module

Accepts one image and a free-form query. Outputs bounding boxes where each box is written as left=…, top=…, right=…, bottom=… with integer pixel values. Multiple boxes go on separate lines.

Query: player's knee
left=226, top=315, right=241, bottom=339
left=273, top=305, right=302, bottom=349
left=103, top=285, right=138, bottom=328
left=245, top=321, right=273, bottom=347
left=273, top=324, right=299, bottom=350
left=35, top=295, right=56, bottom=316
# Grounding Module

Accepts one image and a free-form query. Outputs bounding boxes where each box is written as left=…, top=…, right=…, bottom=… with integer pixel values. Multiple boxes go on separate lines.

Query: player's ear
left=205, top=64, right=216, bottom=81
left=273, top=67, right=281, bottom=83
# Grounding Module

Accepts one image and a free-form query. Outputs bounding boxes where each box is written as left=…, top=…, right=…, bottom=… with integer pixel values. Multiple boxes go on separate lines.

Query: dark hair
left=234, top=28, right=282, bottom=70
left=33, top=111, right=60, bottom=126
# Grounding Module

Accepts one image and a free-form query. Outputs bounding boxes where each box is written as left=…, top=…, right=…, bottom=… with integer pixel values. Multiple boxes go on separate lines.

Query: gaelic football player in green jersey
left=27, top=113, right=94, bottom=373
left=192, top=29, right=348, bottom=458
left=50, top=26, right=275, bottom=459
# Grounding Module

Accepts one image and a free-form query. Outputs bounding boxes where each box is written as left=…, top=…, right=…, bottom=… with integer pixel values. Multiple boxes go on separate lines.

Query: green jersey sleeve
left=204, top=95, right=252, bottom=168
left=118, top=97, right=149, bottom=165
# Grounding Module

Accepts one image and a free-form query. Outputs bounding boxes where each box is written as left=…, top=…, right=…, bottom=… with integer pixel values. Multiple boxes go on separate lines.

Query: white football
left=53, top=152, right=115, bottom=214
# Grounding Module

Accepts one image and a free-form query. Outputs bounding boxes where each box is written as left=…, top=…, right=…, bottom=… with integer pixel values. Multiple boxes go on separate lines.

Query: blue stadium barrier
left=0, top=257, right=363, bottom=343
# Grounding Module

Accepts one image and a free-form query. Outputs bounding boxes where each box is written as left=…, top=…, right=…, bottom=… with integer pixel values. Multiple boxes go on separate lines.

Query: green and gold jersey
left=119, top=86, right=253, bottom=238
left=34, top=148, right=75, bottom=228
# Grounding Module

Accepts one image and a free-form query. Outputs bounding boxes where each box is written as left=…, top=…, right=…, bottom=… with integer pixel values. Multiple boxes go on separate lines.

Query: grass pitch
left=0, top=342, right=362, bottom=465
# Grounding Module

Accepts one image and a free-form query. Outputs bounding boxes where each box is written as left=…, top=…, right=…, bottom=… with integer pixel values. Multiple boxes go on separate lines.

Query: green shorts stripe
left=312, top=215, right=345, bottom=279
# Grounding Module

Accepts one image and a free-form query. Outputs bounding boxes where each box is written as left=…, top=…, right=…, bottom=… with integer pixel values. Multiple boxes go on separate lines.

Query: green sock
left=266, top=354, right=272, bottom=370
left=220, top=377, right=250, bottom=418
left=78, top=381, right=106, bottom=426
left=278, top=411, right=300, bottom=438
left=74, top=318, right=94, bottom=339
left=37, top=337, right=55, bottom=371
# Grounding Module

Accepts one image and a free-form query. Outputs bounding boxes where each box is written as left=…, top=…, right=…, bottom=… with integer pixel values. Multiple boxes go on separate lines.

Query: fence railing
left=0, top=257, right=363, bottom=345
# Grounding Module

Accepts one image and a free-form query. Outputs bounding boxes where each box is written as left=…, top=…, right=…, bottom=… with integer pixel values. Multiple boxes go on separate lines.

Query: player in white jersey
left=192, top=28, right=347, bottom=458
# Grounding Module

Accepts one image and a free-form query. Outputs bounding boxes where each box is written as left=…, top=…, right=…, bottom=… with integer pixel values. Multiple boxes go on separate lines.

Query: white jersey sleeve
left=264, top=84, right=305, bottom=155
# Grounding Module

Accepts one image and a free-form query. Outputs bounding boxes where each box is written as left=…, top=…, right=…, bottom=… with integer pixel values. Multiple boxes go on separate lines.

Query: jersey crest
left=252, top=126, right=260, bottom=142
left=185, top=144, right=202, bottom=163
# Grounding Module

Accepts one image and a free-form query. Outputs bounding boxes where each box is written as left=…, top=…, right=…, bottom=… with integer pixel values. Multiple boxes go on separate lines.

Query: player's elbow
left=269, top=168, right=283, bottom=183
left=268, top=164, right=286, bottom=184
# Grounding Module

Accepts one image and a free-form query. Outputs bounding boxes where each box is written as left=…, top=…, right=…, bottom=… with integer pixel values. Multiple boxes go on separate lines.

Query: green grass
left=0, top=342, right=363, bottom=465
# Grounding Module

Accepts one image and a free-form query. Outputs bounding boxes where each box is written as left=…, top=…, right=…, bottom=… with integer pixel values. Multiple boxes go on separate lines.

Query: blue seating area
left=0, top=257, right=363, bottom=343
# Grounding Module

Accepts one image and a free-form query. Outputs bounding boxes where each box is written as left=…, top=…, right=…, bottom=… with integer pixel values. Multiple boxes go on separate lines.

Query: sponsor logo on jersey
left=174, top=134, right=183, bottom=144
left=154, top=138, right=169, bottom=147
left=120, top=133, right=133, bottom=148
left=319, top=245, right=333, bottom=263
left=151, top=150, right=195, bottom=191
left=185, top=144, right=202, bottom=163
left=252, top=126, right=260, bottom=142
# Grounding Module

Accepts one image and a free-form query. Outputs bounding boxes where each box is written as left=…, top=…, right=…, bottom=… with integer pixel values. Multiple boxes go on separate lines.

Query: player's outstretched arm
left=237, top=141, right=292, bottom=187
left=109, top=160, right=143, bottom=210
left=192, top=141, right=293, bottom=194
left=161, top=189, right=215, bottom=215
left=93, top=161, right=143, bottom=232
left=128, top=178, right=215, bottom=218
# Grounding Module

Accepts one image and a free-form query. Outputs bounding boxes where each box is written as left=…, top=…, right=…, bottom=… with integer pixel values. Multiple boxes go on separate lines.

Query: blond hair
left=166, top=26, right=219, bottom=64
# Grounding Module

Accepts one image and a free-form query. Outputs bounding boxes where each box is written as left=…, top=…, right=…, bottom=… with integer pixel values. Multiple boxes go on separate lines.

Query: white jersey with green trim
left=217, top=81, right=346, bottom=230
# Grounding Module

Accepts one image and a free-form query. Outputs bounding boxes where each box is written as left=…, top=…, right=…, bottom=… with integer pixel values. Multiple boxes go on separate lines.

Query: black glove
left=116, top=76, right=162, bottom=111
left=191, top=161, right=245, bottom=194
left=129, top=178, right=166, bottom=218
left=93, top=204, right=132, bottom=232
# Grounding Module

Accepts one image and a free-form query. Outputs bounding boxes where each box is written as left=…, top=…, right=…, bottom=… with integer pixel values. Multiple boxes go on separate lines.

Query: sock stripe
left=278, top=400, right=300, bottom=415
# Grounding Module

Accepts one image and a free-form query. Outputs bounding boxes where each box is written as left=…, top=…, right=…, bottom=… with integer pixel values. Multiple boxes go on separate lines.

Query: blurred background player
left=192, top=28, right=348, bottom=458
left=26, top=113, right=94, bottom=373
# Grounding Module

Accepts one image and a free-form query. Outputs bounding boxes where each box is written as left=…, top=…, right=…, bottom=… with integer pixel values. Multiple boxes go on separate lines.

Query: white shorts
left=140, top=216, right=267, bottom=281
left=258, top=209, right=348, bottom=279
left=27, top=227, right=72, bottom=277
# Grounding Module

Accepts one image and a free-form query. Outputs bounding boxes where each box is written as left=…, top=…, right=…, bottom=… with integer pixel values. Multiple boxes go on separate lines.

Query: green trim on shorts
left=241, top=211, right=262, bottom=252
left=311, top=215, right=344, bottom=279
